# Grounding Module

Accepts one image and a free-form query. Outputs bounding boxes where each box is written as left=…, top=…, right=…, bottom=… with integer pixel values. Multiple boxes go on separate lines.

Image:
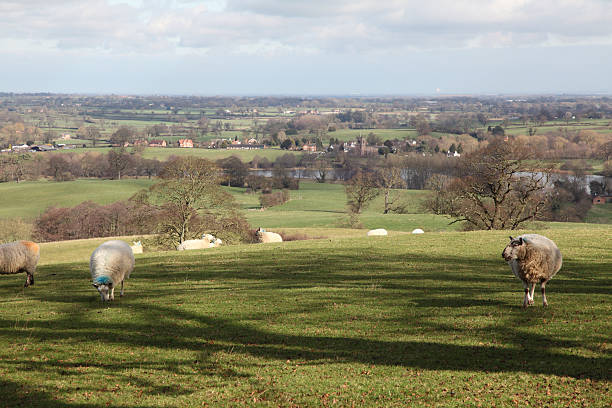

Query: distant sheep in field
left=367, top=229, right=388, bottom=236
left=0, top=240, right=40, bottom=287
left=90, top=240, right=135, bottom=301
left=411, top=228, right=424, bottom=234
left=130, top=241, right=143, bottom=254
left=177, top=237, right=210, bottom=251
left=255, top=227, right=283, bottom=243
left=502, top=234, right=562, bottom=308
left=203, top=234, right=222, bottom=247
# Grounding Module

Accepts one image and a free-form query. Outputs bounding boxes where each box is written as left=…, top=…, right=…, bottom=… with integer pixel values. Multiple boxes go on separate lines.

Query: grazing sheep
left=177, top=237, right=210, bottom=251
left=367, top=229, right=388, bottom=236
left=255, top=227, right=283, bottom=243
left=130, top=241, right=143, bottom=254
left=90, top=240, right=135, bottom=301
left=502, top=234, right=562, bottom=308
left=0, top=240, right=40, bottom=287
left=411, top=228, right=424, bottom=234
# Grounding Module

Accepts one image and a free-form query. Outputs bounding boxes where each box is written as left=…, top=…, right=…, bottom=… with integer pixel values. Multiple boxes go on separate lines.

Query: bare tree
left=376, top=156, right=406, bottom=214
left=107, top=148, right=132, bottom=180
left=425, top=139, right=550, bottom=230
left=150, top=156, right=238, bottom=245
left=345, top=170, right=380, bottom=215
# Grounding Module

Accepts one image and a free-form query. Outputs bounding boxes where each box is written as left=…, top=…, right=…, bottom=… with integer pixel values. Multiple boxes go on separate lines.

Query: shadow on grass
left=0, top=378, right=162, bottom=408
left=0, top=240, right=609, bottom=408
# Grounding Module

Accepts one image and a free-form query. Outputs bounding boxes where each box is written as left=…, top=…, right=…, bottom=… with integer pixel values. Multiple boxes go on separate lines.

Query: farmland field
left=0, top=226, right=610, bottom=407
left=48, top=146, right=304, bottom=162
left=2, top=179, right=611, bottom=227
left=0, top=179, right=155, bottom=220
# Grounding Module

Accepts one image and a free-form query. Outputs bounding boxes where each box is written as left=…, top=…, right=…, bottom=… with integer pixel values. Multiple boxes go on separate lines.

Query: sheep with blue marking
left=502, top=234, right=562, bottom=308
left=130, top=241, right=143, bottom=254
left=0, top=240, right=40, bottom=287
left=90, top=240, right=135, bottom=301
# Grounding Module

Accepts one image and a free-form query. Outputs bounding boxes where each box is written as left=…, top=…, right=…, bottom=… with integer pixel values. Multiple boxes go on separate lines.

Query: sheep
left=203, top=234, right=222, bottom=248
left=130, top=241, right=143, bottom=254
left=411, top=228, right=424, bottom=234
left=255, top=227, right=283, bottom=243
left=177, top=237, right=210, bottom=251
left=502, top=234, right=562, bottom=308
left=0, top=240, right=40, bottom=287
left=367, top=229, right=388, bottom=236
left=90, top=240, right=135, bottom=301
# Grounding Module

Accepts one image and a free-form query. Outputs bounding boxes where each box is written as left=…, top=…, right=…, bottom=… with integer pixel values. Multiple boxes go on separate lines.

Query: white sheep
left=0, top=240, right=40, bottom=287
left=411, top=228, right=424, bottom=234
left=367, top=229, right=388, bottom=236
left=502, top=234, right=563, bottom=308
left=130, top=241, right=143, bottom=254
left=255, top=227, right=283, bottom=243
left=203, top=234, right=222, bottom=248
left=177, top=237, right=210, bottom=251
left=90, top=240, right=135, bottom=301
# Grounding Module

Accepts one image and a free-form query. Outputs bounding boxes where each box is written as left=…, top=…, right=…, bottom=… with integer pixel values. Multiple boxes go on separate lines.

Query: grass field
left=48, top=146, right=303, bottom=162
left=0, top=226, right=610, bottom=407
left=0, top=179, right=155, bottom=220
left=2, top=178, right=611, bottom=228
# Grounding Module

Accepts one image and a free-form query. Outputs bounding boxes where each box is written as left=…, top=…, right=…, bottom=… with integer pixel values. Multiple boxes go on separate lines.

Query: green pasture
left=0, top=179, right=154, bottom=220
left=328, top=128, right=418, bottom=142
left=138, top=147, right=303, bottom=162
left=2, top=178, right=611, bottom=229
left=46, top=146, right=304, bottom=162
left=0, top=226, right=610, bottom=407
left=240, top=182, right=453, bottom=231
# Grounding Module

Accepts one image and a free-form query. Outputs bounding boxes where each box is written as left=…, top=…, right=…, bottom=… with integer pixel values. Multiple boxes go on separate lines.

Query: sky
left=1, top=0, right=611, bottom=95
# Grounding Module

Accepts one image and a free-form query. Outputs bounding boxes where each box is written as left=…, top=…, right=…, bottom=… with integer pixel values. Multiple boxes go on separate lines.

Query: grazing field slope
left=0, top=179, right=155, bottom=220
left=0, top=227, right=610, bottom=407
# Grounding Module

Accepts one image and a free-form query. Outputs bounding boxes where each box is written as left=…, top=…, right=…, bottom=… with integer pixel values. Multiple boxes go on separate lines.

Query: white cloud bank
left=1, top=0, right=611, bottom=57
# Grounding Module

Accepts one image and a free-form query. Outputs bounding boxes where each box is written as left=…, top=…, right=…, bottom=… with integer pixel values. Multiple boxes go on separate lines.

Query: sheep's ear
left=509, top=236, right=514, bottom=241
left=518, top=237, right=524, bottom=245
left=92, top=283, right=99, bottom=288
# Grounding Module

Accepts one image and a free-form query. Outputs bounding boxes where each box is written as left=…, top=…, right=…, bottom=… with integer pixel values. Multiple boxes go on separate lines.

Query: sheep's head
left=92, top=277, right=114, bottom=301
left=255, top=228, right=265, bottom=237
left=502, top=236, right=526, bottom=262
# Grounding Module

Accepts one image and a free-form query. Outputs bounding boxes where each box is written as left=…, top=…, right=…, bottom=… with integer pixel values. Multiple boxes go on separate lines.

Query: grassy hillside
left=0, top=179, right=456, bottom=232
left=51, top=146, right=303, bottom=162
left=0, top=227, right=610, bottom=407
left=0, top=179, right=155, bottom=220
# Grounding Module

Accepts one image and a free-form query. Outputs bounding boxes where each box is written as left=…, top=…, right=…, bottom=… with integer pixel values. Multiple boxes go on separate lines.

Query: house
left=447, top=151, right=461, bottom=158
left=149, top=140, right=167, bottom=147
left=133, top=139, right=149, bottom=147
left=593, top=195, right=612, bottom=205
left=11, top=144, right=30, bottom=152
left=178, top=139, right=194, bottom=148
left=302, top=144, right=317, bottom=152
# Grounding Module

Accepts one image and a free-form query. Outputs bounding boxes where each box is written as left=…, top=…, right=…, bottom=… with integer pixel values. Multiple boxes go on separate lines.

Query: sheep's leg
left=120, top=280, right=124, bottom=297
left=24, top=272, right=34, bottom=287
left=522, top=283, right=529, bottom=308
left=541, top=281, right=549, bottom=307
left=110, top=286, right=115, bottom=301
left=528, top=283, right=536, bottom=305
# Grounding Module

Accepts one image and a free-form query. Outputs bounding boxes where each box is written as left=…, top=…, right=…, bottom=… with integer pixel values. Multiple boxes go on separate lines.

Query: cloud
left=0, top=0, right=610, bottom=57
